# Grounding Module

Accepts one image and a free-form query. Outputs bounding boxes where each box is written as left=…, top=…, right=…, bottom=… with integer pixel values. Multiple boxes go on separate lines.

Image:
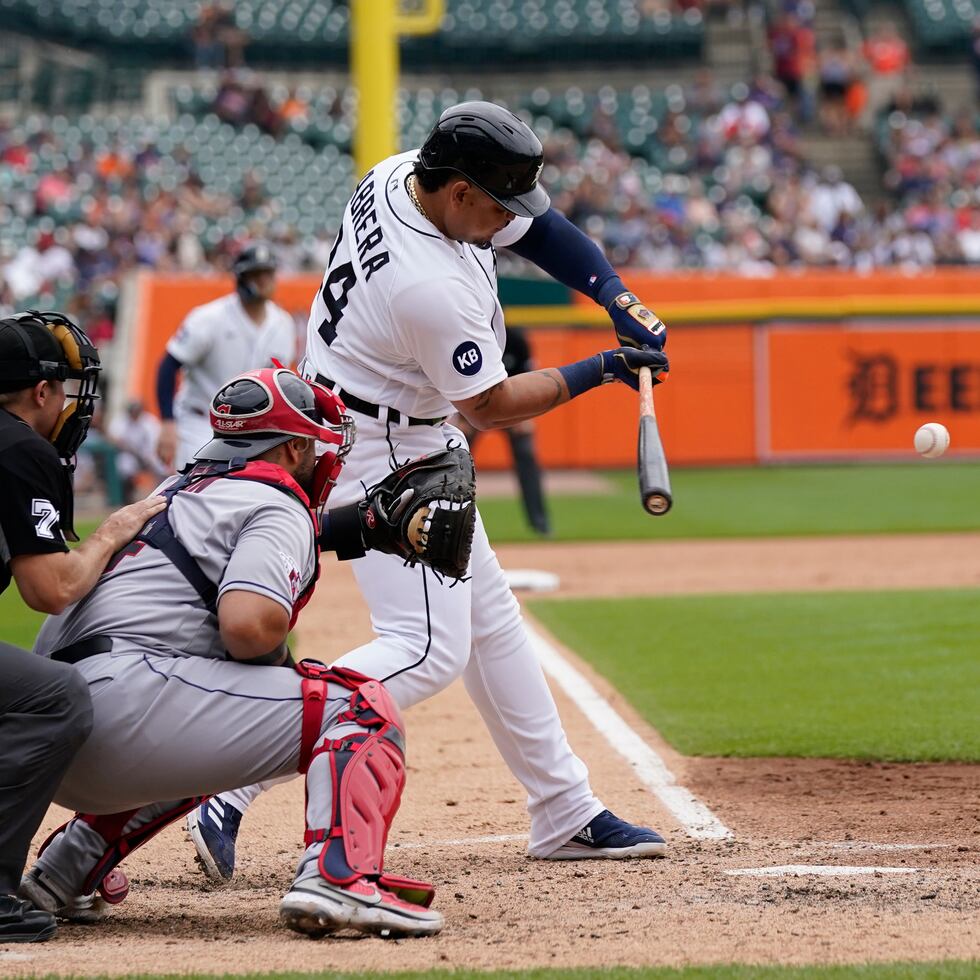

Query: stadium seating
left=0, top=0, right=703, bottom=65
left=902, top=0, right=978, bottom=52
left=172, top=80, right=694, bottom=168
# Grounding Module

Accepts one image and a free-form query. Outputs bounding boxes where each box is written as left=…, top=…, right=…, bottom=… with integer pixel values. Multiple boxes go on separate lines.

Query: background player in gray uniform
left=156, top=243, right=296, bottom=471
left=190, top=102, right=671, bottom=878
left=19, top=367, right=447, bottom=939
left=0, top=311, right=165, bottom=943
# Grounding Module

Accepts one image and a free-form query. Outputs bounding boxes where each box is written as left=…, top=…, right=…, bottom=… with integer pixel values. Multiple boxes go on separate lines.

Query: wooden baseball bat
left=637, top=366, right=672, bottom=516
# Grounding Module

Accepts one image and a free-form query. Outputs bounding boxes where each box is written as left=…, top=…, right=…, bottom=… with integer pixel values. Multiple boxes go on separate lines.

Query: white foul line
left=392, top=834, right=529, bottom=849
left=818, top=842, right=952, bottom=852
left=526, top=624, right=733, bottom=841
left=727, top=865, right=919, bottom=878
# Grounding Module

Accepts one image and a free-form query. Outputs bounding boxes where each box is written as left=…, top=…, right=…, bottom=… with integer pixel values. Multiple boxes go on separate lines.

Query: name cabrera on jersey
left=167, top=293, right=297, bottom=416
left=33, top=478, right=316, bottom=662
left=304, top=150, right=533, bottom=421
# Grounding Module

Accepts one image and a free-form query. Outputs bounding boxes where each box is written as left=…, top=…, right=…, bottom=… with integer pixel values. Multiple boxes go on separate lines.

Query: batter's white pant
left=174, top=409, right=213, bottom=472
left=227, top=414, right=603, bottom=857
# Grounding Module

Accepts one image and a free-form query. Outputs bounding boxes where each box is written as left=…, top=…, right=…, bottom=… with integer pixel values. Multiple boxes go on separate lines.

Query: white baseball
left=914, top=422, right=950, bottom=459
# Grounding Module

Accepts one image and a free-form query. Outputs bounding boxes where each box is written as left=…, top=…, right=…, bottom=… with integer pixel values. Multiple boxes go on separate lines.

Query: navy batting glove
left=600, top=347, right=669, bottom=391
left=607, top=291, right=667, bottom=352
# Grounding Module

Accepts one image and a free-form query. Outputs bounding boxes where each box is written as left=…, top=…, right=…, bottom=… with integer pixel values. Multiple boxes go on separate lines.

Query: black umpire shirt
left=0, top=407, right=70, bottom=596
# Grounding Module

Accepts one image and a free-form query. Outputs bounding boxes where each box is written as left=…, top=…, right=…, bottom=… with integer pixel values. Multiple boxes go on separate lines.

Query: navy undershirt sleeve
left=156, top=352, right=182, bottom=420
left=506, top=207, right=626, bottom=308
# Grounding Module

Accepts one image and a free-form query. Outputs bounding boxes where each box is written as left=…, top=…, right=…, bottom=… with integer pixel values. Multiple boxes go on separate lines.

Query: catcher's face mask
left=0, top=310, right=101, bottom=461
left=199, top=365, right=355, bottom=509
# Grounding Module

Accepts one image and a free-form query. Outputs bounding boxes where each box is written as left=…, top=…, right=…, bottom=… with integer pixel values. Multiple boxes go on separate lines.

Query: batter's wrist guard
left=557, top=355, right=604, bottom=398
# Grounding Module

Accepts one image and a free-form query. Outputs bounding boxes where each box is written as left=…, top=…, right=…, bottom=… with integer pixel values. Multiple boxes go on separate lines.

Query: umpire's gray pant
left=0, top=642, right=93, bottom=894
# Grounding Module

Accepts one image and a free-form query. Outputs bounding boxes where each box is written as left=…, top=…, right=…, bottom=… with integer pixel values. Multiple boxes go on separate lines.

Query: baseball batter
left=191, top=102, right=671, bottom=874
left=19, top=366, right=472, bottom=938
left=156, top=243, right=297, bottom=472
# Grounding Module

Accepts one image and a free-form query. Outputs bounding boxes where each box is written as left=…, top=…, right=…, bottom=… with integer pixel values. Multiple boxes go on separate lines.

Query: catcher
left=20, top=365, right=475, bottom=939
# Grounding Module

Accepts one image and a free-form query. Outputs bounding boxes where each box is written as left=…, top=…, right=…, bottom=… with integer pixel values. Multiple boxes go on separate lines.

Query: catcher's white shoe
left=18, top=868, right=109, bottom=924
left=280, top=874, right=443, bottom=939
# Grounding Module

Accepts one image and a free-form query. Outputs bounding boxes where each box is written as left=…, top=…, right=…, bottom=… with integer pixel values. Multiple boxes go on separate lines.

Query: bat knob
left=644, top=494, right=672, bottom=516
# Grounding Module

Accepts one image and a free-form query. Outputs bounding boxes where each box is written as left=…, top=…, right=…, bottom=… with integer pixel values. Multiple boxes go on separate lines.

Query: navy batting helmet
left=232, top=243, right=277, bottom=302
left=418, top=101, right=550, bottom=219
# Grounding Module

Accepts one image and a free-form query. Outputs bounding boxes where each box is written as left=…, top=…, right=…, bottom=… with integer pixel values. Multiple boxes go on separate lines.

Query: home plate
left=726, top=865, right=920, bottom=878
left=505, top=569, right=560, bottom=592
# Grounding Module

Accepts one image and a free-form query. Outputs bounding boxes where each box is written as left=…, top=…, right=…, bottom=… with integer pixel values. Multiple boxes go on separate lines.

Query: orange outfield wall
left=128, top=269, right=980, bottom=469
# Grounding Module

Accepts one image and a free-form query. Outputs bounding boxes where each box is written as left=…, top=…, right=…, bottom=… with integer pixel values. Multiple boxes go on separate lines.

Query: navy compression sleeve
left=507, top=207, right=626, bottom=308
left=156, top=352, right=182, bottom=420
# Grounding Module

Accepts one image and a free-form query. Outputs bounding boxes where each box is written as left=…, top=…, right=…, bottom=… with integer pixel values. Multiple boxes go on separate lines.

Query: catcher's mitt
left=359, top=447, right=476, bottom=579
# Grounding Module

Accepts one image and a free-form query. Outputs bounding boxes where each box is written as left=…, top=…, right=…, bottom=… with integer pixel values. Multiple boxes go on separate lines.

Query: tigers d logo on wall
left=847, top=352, right=899, bottom=424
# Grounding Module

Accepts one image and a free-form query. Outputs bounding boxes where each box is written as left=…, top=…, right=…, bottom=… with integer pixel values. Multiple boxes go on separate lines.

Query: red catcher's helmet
left=195, top=365, right=354, bottom=508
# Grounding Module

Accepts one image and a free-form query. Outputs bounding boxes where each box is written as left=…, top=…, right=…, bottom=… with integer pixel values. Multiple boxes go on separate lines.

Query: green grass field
left=0, top=519, right=96, bottom=647
left=529, top=589, right=980, bottom=762
left=479, top=463, right=980, bottom=542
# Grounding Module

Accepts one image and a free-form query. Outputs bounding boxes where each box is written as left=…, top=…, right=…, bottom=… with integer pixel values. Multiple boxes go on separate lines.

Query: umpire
left=0, top=311, right=164, bottom=942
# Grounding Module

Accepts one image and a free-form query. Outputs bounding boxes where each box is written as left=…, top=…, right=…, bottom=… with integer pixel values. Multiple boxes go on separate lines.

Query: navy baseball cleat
left=186, top=798, right=243, bottom=883
left=544, top=809, right=667, bottom=860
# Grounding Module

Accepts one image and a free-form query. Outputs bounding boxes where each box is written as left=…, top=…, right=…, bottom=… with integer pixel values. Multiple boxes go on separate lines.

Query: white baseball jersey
left=168, top=293, right=297, bottom=417
left=304, top=150, right=532, bottom=419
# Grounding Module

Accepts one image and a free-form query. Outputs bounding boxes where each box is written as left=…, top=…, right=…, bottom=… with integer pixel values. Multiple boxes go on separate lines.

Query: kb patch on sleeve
left=452, top=341, right=483, bottom=376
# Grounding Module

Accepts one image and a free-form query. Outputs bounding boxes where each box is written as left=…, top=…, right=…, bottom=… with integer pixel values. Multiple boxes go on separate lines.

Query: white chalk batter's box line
left=390, top=835, right=959, bottom=854
left=726, top=865, right=926, bottom=877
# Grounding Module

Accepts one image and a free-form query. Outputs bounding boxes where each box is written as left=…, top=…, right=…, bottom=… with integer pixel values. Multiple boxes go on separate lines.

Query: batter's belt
left=314, top=373, right=445, bottom=428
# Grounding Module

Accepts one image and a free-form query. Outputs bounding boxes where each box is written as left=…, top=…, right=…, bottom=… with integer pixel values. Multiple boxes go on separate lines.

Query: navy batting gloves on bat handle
left=558, top=347, right=669, bottom=398
left=607, top=291, right=667, bottom=352
left=601, top=347, right=669, bottom=390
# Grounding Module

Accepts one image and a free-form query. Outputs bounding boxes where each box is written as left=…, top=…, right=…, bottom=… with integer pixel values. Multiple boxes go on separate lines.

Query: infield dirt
left=8, top=534, right=980, bottom=975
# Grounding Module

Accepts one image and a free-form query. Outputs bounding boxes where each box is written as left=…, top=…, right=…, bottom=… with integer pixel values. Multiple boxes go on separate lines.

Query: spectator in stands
left=249, top=85, right=284, bottom=137
left=35, top=168, right=73, bottom=215
left=767, top=11, right=814, bottom=121
left=214, top=2, right=248, bottom=67
left=191, top=2, right=247, bottom=69
left=686, top=68, right=725, bottom=116
left=862, top=22, right=909, bottom=122
left=808, top=166, right=864, bottom=233
left=191, top=4, right=223, bottom=69
left=818, top=42, right=856, bottom=134
left=95, top=142, right=134, bottom=182
left=279, top=88, right=310, bottom=126
left=717, top=83, right=770, bottom=142
left=959, top=207, right=980, bottom=264
left=107, top=400, right=167, bottom=503
left=3, top=229, right=73, bottom=303
left=212, top=72, right=252, bottom=126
